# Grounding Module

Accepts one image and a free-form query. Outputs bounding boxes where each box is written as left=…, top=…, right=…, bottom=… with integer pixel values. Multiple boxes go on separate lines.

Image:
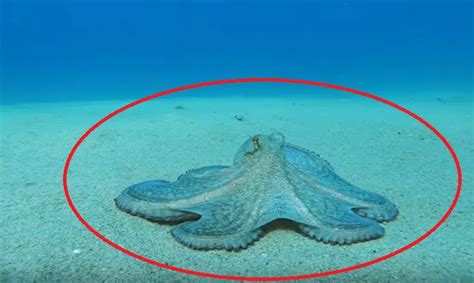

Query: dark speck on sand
left=234, top=115, right=244, bottom=121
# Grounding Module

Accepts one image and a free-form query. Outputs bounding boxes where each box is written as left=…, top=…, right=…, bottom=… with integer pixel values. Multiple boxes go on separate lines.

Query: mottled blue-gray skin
left=115, top=133, right=398, bottom=250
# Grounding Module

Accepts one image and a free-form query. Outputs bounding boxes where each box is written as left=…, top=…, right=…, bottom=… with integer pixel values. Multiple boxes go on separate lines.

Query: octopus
left=115, top=132, right=398, bottom=250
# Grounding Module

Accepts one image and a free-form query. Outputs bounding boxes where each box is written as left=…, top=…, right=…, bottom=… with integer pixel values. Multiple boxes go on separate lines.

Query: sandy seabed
left=1, top=93, right=472, bottom=282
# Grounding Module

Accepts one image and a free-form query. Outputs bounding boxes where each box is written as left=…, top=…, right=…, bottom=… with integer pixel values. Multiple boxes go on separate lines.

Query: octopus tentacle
left=114, top=180, right=198, bottom=222
left=171, top=183, right=265, bottom=250
left=284, top=144, right=398, bottom=222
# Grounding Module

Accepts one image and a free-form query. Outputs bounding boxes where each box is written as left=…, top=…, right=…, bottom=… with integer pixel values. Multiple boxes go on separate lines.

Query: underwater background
left=1, top=0, right=473, bottom=282
left=1, top=0, right=472, bottom=103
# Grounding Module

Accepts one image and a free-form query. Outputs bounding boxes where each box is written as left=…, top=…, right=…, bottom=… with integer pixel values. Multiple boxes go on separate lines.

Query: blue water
left=1, top=0, right=472, bottom=104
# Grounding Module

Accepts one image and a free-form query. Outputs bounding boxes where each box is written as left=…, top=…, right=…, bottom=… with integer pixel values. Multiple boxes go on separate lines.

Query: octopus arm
left=114, top=165, right=236, bottom=223
left=171, top=180, right=265, bottom=250
left=290, top=176, right=386, bottom=245
left=284, top=143, right=398, bottom=222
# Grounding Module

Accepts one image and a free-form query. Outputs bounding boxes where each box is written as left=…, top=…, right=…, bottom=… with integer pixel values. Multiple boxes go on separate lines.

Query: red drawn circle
left=63, top=78, right=463, bottom=281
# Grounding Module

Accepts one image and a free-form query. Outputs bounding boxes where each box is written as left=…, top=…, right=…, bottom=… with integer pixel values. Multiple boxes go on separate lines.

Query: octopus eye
left=252, top=136, right=260, bottom=149
left=244, top=137, right=260, bottom=157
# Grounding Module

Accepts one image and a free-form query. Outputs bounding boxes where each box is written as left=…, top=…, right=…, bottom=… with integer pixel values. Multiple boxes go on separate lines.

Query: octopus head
left=233, top=132, right=285, bottom=165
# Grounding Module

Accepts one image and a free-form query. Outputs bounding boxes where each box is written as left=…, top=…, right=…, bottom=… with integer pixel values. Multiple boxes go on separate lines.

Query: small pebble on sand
left=72, top=249, right=81, bottom=255
left=234, top=115, right=244, bottom=121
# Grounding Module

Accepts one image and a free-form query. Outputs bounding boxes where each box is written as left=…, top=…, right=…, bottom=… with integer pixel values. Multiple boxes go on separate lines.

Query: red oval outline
left=63, top=78, right=463, bottom=281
